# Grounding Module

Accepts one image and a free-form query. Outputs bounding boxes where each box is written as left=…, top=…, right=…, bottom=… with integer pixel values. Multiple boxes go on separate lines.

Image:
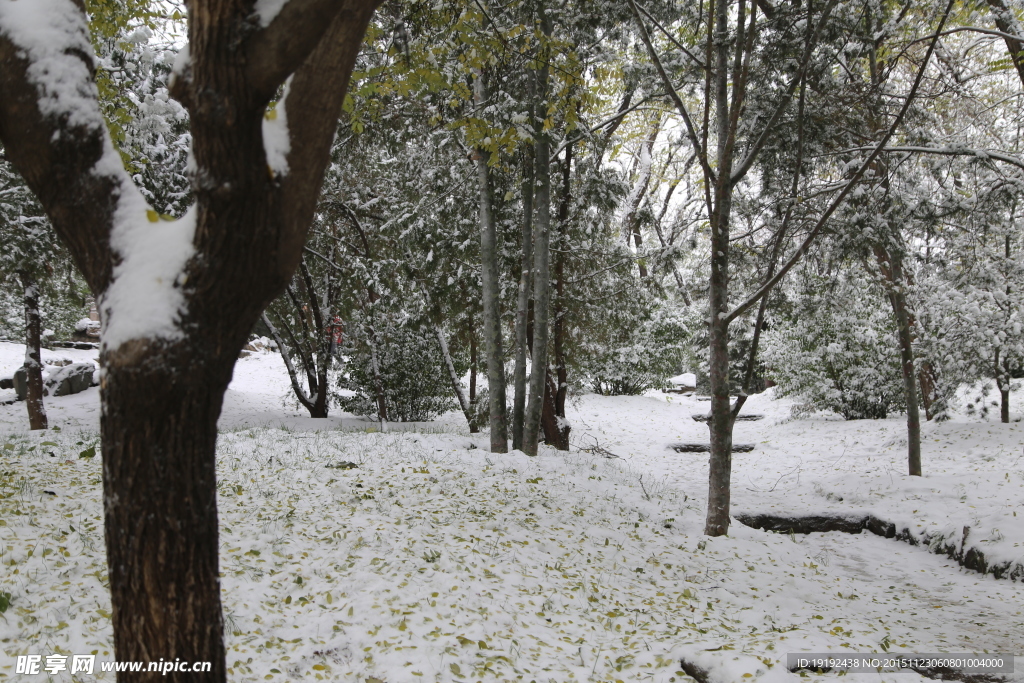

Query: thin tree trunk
left=995, top=349, right=1010, bottom=423
left=434, top=322, right=475, bottom=429
left=470, top=322, right=477, bottom=405
left=261, top=313, right=317, bottom=415
left=877, top=247, right=922, bottom=475
left=705, top=0, right=739, bottom=537
left=522, top=7, right=552, bottom=456
left=19, top=270, right=47, bottom=430
left=546, top=145, right=573, bottom=451
left=918, top=361, right=937, bottom=421
left=366, top=327, right=388, bottom=428
left=299, top=260, right=330, bottom=418
left=512, top=147, right=535, bottom=451
left=473, top=71, right=508, bottom=453
left=101, top=349, right=229, bottom=681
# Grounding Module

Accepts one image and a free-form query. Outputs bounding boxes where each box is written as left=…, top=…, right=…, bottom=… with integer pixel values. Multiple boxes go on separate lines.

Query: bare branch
left=627, top=0, right=718, bottom=186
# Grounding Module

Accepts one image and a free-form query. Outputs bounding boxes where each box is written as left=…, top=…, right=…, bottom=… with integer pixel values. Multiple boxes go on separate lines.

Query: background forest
left=5, top=0, right=1023, bottom=480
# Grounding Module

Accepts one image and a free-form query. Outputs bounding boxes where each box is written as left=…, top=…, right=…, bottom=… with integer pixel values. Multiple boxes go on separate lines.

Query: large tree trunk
left=0, top=2, right=381, bottom=679
left=19, top=270, right=47, bottom=431
left=473, top=72, right=508, bottom=453
left=101, top=348, right=232, bottom=681
left=512, top=148, right=535, bottom=451
left=522, top=8, right=553, bottom=456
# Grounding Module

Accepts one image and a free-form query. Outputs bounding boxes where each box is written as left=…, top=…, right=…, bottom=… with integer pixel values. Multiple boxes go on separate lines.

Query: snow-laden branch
left=844, top=145, right=1024, bottom=171
left=724, top=0, right=958, bottom=325
left=0, top=0, right=196, bottom=351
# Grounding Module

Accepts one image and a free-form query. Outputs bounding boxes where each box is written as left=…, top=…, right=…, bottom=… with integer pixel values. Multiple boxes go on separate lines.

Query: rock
left=326, top=461, right=359, bottom=470
left=0, top=377, right=12, bottom=390
left=238, top=350, right=252, bottom=358
left=46, top=363, right=96, bottom=397
left=691, top=413, right=764, bottom=422
left=12, top=367, right=27, bottom=400
left=669, top=443, right=755, bottom=453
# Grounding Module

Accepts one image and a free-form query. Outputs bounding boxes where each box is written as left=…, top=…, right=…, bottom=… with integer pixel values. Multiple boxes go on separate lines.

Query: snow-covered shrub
left=337, top=315, right=456, bottom=422
left=582, top=306, right=693, bottom=395
left=762, top=274, right=905, bottom=419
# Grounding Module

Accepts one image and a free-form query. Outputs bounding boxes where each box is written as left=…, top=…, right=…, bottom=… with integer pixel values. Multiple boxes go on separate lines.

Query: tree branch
left=729, top=0, right=839, bottom=183
left=246, top=0, right=355, bottom=101
left=627, top=0, right=718, bottom=186
left=724, top=0, right=957, bottom=324
left=275, top=0, right=382, bottom=281
left=0, top=2, right=122, bottom=294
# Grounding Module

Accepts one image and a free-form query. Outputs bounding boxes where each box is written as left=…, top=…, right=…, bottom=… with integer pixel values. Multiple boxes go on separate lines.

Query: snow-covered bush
left=337, top=314, right=456, bottom=422
left=582, top=306, right=693, bottom=395
left=762, top=274, right=905, bottom=419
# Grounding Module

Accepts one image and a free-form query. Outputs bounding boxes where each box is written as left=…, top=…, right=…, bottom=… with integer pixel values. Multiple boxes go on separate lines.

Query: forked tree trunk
left=522, top=8, right=553, bottom=456
left=473, top=72, right=508, bottom=453
left=19, top=270, right=47, bottom=431
left=101, top=347, right=232, bottom=680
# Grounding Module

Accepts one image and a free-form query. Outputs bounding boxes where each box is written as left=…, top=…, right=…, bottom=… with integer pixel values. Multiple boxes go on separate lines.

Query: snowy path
left=788, top=530, right=1023, bottom=656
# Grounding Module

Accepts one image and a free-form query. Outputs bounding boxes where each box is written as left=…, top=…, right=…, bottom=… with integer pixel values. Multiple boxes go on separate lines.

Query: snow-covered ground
left=1, top=341, right=1021, bottom=682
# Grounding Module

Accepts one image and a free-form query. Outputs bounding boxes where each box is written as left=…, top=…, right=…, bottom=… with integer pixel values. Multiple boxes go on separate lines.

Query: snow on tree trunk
left=19, top=270, right=47, bottom=430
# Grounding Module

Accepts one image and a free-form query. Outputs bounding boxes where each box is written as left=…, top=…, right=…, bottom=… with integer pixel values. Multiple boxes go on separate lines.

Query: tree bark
left=512, top=147, right=535, bottom=451
left=996, top=349, right=1011, bottom=424
left=19, top=270, right=47, bottom=431
left=473, top=72, right=508, bottom=453
left=101, top=349, right=231, bottom=682
left=522, top=6, right=553, bottom=456
left=541, top=145, right=573, bottom=451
